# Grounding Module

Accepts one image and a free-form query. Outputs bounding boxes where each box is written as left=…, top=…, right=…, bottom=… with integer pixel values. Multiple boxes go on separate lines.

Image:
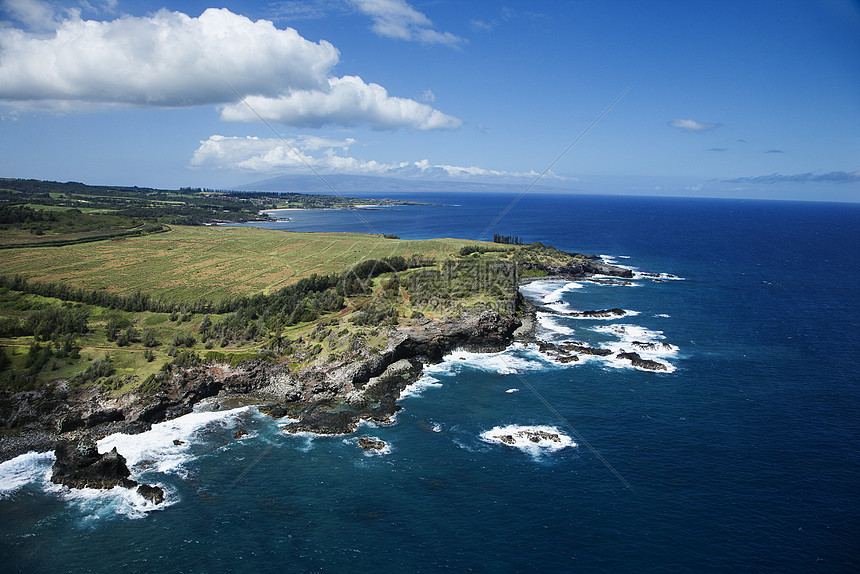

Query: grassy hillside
left=0, top=225, right=484, bottom=301
left=0, top=224, right=531, bottom=393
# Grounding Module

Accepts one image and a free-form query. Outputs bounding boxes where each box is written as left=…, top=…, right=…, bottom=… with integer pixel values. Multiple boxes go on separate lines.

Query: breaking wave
left=480, top=425, right=576, bottom=459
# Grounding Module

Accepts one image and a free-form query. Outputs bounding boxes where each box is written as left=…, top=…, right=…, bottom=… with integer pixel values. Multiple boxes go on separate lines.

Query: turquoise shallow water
left=2, top=194, right=858, bottom=572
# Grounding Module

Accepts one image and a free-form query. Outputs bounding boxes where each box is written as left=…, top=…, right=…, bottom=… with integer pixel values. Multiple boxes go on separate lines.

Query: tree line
left=493, top=233, right=524, bottom=245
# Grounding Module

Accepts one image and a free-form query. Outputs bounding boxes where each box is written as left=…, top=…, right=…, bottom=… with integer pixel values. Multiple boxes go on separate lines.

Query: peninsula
left=0, top=180, right=633, bottom=479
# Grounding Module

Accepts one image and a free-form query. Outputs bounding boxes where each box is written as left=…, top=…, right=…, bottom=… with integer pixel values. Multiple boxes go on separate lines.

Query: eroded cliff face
left=0, top=307, right=522, bottom=461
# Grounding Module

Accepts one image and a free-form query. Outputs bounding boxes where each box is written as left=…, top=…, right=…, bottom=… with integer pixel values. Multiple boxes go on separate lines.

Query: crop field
left=0, top=225, right=488, bottom=302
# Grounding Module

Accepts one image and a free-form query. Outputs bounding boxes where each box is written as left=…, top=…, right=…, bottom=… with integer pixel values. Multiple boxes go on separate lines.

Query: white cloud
left=668, top=118, right=722, bottom=132
left=0, top=7, right=460, bottom=130
left=191, top=134, right=396, bottom=174
left=349, top=0, right=464, bottom=46
left=219, top=75, right=462, bottom=130
left=190, top=134, right=556, bottom=181
left=2, top=0, right=118, bottom=28
left=0, top=8, right=337, bottom=106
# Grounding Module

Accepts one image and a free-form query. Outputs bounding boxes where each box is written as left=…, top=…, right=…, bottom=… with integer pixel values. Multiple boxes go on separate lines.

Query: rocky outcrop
left=50, top=439, right=165, bottom=503
left=520, top=253, right=633, bottom=280
left=615, top=351, right=667, bottom=371
left=50, top=440, right=167, bottom=501
left=494, top=428, right=563, bottom=446
left=357, top=436, right=386, bottom=451
left=534, top=306, right=627, bottom=318
left=136, top=483, right=165, bottom=504
left=51, top=440, right=137, bottom=490
left=552, top=258, right=633, bottom=279
left=536, top=340, right=613, bottom=363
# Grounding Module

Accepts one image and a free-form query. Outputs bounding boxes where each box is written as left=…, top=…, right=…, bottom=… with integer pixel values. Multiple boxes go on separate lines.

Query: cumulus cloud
left=349, top=0, right=464, bottom=46
left=669, top=119, right=722, bottom=132
left=190, top=135, right=391, bottom=174
left=0, top=7, right=461, bottom=130
left=190, top=134, right=552, bottom=181
left=0, top=8, right=337, bottom=106
left=724, top=171, right=860, bottom=184
left=220, top=76, right=461, bottom=130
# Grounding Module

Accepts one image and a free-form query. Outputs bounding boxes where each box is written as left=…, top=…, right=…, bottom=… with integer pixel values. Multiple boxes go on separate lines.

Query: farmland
left=0, top=225, right=482, bottom=301
left=0, top=221, right=527, bottom=392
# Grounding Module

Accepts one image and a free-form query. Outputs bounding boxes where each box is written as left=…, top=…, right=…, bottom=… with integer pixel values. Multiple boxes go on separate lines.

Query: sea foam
left=98, top=405, right=257, bottom=477
left=423, top=343, right=554, bottom=378
left=520, top=280, right=584, bottom=306
left=54, top=481, right=176, bottom=520
left=480, top=425, right=576, bottom=459
left=399, top=374, right=444, bottom=399
left=0, top=450, right=173, bottom=519
left=0, top=450, right=55, bottom=497
left=591, top=323, right=679, bottom=372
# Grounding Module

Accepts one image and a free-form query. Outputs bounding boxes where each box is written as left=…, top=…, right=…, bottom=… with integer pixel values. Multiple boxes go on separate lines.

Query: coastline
left=0, top=253, right=633, bottom=485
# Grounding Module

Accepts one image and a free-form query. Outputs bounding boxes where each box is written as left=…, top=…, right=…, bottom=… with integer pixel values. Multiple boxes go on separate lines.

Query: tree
left=0, top=347, right=10, bottom=371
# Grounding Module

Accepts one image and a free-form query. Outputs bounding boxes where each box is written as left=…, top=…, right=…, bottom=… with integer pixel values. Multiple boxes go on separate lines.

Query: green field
left=0, top=181, right=537, bottom=394
left=0, top=225, right=488, bottom=301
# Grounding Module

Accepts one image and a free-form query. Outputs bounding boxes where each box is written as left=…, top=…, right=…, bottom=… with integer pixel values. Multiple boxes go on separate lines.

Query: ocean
left=1, top=193, right=858, bottom=572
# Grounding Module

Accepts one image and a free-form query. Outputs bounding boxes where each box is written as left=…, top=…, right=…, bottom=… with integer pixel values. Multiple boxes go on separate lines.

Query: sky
left=0, top=0, right=858, bottom=201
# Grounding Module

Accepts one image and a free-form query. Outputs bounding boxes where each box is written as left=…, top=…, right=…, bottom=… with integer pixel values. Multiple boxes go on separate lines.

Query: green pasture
left=0, top=225, right=491, bottom=302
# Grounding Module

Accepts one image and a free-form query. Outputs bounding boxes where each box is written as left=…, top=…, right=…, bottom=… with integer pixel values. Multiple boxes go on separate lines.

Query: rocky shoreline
left=0, top=306, right=523, bottom=461
left=0, top=252, right=633, bottom=494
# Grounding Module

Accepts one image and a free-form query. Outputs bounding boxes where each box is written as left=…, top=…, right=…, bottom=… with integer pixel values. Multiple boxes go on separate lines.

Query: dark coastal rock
left=557, top=341, right=612, bottom=356
left=586, top=278, right=633, bottom=286
left=137, top=483, right=165, bottom=505
left=357, top=436, right=386, bottom=451
left=85, top=409, right=125, bottom=428
left=282, top=405, right=360, bottom=435
left=526, top=430, right=562, bottom=443
left=565, top=344, right=612, bottom=357
left=233, top=428, right=248, bottom=439
left=535, top=306, right=627, bottom=319
left=616, top=351, right=667, bottom=371
left=258, top=403, right=292, bottom=418
left=51, top=440, right=136, bottom=490
left=631, top=341, right=674, bottom=351
left=51, top=440, right=166, bottom=504
left=58, top=414, right=85, bottom=433
left=575, top=308, right=626, bottom=318
left=493, top=429, right=562, bottom=445
left=554, top=258, right=633, bottom=279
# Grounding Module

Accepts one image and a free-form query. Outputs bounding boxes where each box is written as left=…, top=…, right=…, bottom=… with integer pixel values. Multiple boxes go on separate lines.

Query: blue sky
left=0, top=0, right=858, bottom=201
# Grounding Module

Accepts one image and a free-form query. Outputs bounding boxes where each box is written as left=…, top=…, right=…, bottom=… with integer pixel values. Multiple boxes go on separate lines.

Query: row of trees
left=493, top=233, right=524, bottom=245
left=0, top=254, right=436, bottom=352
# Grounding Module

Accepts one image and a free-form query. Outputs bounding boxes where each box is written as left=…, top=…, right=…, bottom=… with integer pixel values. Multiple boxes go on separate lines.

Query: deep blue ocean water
left=2, top=193, right=858, bottom=572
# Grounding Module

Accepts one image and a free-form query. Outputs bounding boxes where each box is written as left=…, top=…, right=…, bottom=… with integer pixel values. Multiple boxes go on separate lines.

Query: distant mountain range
left=235, top=174, right=576, bottom=194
